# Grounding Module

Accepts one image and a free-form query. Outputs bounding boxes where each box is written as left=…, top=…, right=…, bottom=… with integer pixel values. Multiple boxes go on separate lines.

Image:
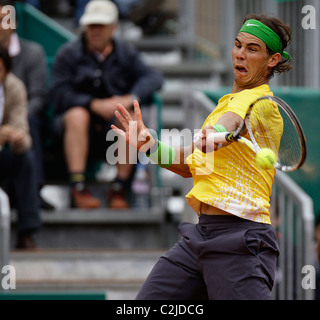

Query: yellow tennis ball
left=255, top=148, right=277, bottom=170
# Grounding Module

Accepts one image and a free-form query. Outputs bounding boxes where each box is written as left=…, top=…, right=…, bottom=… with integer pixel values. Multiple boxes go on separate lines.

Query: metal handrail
left=271, top=171, right=315, bottom=300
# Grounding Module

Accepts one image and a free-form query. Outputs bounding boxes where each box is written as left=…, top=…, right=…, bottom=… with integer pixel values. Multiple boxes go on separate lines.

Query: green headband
left=239, top=19, right=292, bottom=60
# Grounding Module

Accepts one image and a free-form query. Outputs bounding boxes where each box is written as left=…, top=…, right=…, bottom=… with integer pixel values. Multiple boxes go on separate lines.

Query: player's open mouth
left=235, top=65, right=248, bottom=76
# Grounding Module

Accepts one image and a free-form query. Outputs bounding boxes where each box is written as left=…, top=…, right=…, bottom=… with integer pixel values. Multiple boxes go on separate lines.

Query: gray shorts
left=136, top=214, right=280, bottom=300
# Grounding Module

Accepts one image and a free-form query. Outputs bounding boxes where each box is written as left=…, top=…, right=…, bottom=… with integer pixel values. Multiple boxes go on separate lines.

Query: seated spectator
left=0, top=0, right=55, bottom=210
left=0, top=45, right=41, bottom=249
left=50, top=0, right=163, bottom=209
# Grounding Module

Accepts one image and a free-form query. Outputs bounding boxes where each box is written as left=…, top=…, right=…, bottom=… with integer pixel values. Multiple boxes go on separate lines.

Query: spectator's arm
left=4, top=75, right=32, bottom=153
left=126, top=47, right=164, bottom=103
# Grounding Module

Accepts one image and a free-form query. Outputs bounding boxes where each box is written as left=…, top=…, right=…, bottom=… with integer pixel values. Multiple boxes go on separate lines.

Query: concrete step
left=8, top=181, right=182, bottom=250
left=7, top=249, right=166, bottom=300
left=10, top=207, right=180, bottom=250
left=6, top=158, right=184, bottom=248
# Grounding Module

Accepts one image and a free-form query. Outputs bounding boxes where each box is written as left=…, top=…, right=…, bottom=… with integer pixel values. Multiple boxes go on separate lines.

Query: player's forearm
left=147, top=142, right=193, bottom=178
left=163, top=145, right=193, bottom=178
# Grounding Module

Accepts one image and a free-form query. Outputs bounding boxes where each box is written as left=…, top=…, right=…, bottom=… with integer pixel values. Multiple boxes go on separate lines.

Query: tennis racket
left=194, top=95, right=307, bottom=172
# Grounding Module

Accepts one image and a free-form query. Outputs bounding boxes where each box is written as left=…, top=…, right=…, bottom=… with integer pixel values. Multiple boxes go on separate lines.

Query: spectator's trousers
left=0, top=149, right=41, bottom=234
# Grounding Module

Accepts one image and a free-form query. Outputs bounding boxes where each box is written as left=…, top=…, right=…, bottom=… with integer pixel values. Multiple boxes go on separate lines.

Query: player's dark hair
left=0, top=44, right=12, bottom=71
left=243, top=14, right=292, bottom=78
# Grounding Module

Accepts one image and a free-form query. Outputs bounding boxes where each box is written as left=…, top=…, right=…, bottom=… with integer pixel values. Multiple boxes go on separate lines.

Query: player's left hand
left=111, top=100, right=156, bottom=153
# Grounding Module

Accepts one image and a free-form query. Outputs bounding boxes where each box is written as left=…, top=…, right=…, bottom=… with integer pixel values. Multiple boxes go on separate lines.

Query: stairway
left=5, top=249, right=166, bottom=300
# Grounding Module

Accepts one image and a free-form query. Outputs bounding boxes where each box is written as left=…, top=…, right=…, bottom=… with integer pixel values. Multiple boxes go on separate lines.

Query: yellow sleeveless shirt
left=186, top=84, right=280, bottom=224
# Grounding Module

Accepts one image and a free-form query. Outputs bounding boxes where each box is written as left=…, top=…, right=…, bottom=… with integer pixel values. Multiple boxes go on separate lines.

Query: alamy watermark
left=0, top=5, right=16, bottom=29
left=301, top=265, right=317, bottom=290
left=1, top=265, right=16, bottom=290
left=302, top=5, right=317, bottom=30
left=106, top=126, right=216, bottom=175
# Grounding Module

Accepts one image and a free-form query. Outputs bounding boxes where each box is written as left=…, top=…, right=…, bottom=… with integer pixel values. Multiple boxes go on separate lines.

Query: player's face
left=232, top=32, right=276, bottom=91
left=85, top=23, right=116, bottom=52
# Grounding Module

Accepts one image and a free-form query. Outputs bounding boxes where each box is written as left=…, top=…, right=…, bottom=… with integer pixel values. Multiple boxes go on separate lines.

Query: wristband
left=146, top=140, right=175, bottom=168
left=212, top=124, right=227, bottom=132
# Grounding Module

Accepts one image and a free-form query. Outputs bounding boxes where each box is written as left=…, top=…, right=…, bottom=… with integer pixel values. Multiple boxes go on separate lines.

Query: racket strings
left=249, top=99, right=282, bottom=154
left=249, top=97, right=303, bottom=170
left=278, top=107, right=302, bottom=168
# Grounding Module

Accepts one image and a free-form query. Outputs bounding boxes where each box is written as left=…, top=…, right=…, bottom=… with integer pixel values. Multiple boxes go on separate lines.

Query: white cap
left=79, top=0, right=119, bottom=26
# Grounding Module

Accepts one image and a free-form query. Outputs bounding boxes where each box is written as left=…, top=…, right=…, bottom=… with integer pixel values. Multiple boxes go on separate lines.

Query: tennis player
left=112, top=14, right=292, bottom=300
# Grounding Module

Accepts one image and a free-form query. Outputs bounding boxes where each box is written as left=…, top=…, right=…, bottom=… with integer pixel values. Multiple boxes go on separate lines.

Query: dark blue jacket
left=50, top=35, right=163, bottom=115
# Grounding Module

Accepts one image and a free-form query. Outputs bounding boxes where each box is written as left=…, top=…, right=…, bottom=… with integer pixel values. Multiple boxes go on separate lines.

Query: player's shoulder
left=237, top=84, right=271, bottom=97
left=233, top=84, right=272, bottom=104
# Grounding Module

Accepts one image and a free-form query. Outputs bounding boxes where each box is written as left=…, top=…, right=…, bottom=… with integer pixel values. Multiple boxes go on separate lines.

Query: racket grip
left=207, top=132, right=230, bottom=143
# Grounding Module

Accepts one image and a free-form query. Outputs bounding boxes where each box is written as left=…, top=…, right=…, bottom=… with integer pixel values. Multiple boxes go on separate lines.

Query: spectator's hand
left=194, top=125, right=220, bottom=153
left=0, top=125, right=26, bottom=150
left=90, top=95, right=133, bottom=120
left=90, top=98, right=117, bottom=120
left=111, top=100, right=155, bottom=153
left=111, top=95, right=134, bottom=110
left=0, top=125, right=14, bottom=146
left=10, top=127, right=27, bottom=150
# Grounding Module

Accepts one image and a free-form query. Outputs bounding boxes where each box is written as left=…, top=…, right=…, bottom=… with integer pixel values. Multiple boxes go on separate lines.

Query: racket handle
left=193, top=132, right=230, bottom=143
left=207, top=132, right=230, bottom=143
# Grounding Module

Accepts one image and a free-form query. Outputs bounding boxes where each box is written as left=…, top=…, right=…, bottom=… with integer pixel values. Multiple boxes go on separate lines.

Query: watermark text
left=302, top=5, right=317, bottom=30
left=0, top=5, right=16, bottom=30
left=1, top=265, right=16, bottom=290
left=301, top=265, right=316, bottom=290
